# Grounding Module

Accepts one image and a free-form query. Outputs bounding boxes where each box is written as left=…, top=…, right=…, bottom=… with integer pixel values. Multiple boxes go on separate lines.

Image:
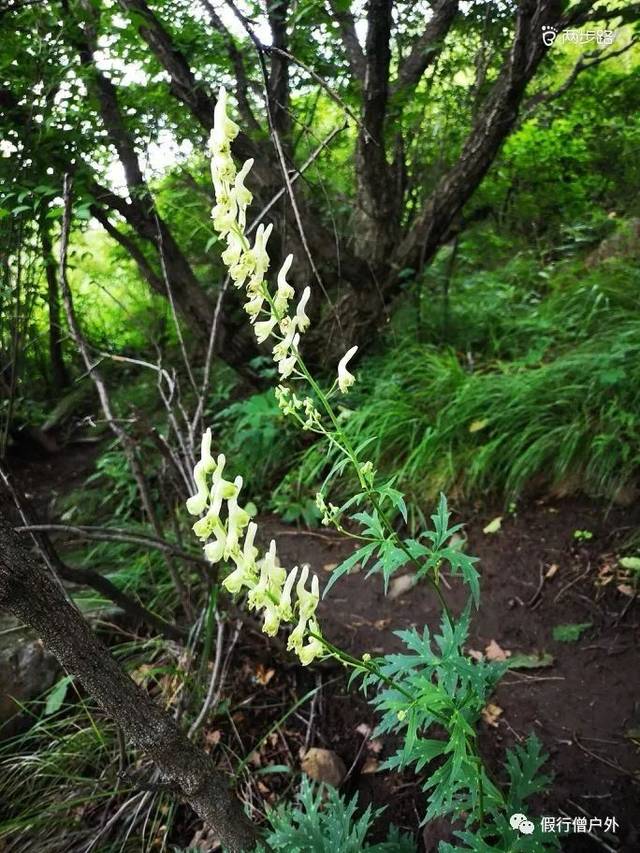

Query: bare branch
left=524, top=36, right=640, bottom=115
left=199, top=0, right=261, bottom=132
left=58, top=175, right=191, bottom=614
left=17, top=523, right=208, bottom=566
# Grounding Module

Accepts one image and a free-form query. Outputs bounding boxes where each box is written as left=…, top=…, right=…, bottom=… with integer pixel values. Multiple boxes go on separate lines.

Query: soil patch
left=260, top=497, right=640, bottom=852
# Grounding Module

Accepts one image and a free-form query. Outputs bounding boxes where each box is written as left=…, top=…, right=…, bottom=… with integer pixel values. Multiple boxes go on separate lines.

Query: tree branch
left=523, top=35, right=640, bottom=115
left=326, top=0, right=365, bottom=81
left=266, top=0, right=291, bottom=139
left=393, top=0, right=459, bottom=93
left=199, top=0, right=261, bottom=133
left=394, top=0, right=562, bottom=273
left=0, top=463, right=188, bottom=642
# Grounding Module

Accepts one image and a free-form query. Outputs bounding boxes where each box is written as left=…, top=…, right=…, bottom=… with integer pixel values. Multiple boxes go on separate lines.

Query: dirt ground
left=263, top=498, right=640, bottom=852
left=4, top=437, right=640, bottom=852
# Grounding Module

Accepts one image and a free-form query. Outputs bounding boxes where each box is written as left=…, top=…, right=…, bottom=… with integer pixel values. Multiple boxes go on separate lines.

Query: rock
left=0, top=614, right=59, bottom=738
left=389, top=573, right=415, bottom=600
left=585, top=218, right=640, bottom=268
left=301, top=747, right=346, bottom=788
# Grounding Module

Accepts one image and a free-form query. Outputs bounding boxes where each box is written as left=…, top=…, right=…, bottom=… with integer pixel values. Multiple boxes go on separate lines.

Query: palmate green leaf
left=504, top=734, right=552, bottom=810
left=429, top=493, right=465, bottom=549
left=322, top=541, right=377, bottom=597
left=351, top=509, right=385, bottom=539
left=422, top=754, right=474, bottom=822
left=368, top=540, right=410, bottom=592
left=440, top=547, right=481, bottom=606
left=444, top=711, right=474, bottom=780
left=412, top=737, right=447, bottom=771
left=404, top=538, right=431, bottom=560
left=254, top=778, right=415, bottom=853
left=377, top=480, right=408, bottom=523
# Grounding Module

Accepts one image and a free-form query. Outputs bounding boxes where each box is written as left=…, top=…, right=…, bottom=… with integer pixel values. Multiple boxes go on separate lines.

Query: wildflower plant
left=186, top=88, right=559, bottom=851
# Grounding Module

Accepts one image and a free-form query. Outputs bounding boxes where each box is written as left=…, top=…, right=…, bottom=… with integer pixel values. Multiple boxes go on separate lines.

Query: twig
left=559, top=805, right=618, bottom=853
left=613, top=590, right=637, bottom=626
left=265, top=46, right=370, bottom=139
left=554, top=563, right=591, bottom=604
left=244, top=122, right=346, bottom=238
left=0, top=462, right=71, bottom=602
left=57, top=175, right=191, bottom=615
left=153, top=213, right=198, bottom=396
left=16, top=523, right=207, bottom=566
left=189, top=616, right=225, bottom=738
left=303, top=672, right=322, bottom=753
left=342, top=728, right=369, bottom=784
left=526, top=560, right=546, bottom=608
left=191, top=273, right=231, bottom=439
left=3, top=471, right=187, bottom=641
left=223, top=0, right=341, bottom=327
left=572, top=731, right=639, bottom=783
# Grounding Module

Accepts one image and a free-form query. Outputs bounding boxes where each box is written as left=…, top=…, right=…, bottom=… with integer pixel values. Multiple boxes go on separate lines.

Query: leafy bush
left=253, top=778, right=414, bottom=852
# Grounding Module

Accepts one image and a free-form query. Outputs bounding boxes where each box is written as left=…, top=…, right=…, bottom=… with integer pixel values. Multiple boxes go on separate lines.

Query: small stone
left=389, top=574, right=415, bottom=600
left=301, top=747, right=346, bottom=787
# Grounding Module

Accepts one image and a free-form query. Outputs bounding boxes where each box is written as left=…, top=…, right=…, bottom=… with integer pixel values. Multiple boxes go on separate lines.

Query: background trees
left=2, top=0, right=637, bottom=383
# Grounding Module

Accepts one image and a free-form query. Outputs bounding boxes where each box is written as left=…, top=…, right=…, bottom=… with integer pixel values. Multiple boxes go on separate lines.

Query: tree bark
left=392, top=0, right=459, bottom=93
left=394, top=0, right=559, bottom=273
left=39, top=209, right=70, bottom=391
left=0, top=509, right=259, bottom=852
left=353, top=0, right=396, bottom=265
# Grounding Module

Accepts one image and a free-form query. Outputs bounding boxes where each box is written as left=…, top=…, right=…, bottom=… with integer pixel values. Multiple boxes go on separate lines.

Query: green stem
left=296, top=359, right=454, bottom=624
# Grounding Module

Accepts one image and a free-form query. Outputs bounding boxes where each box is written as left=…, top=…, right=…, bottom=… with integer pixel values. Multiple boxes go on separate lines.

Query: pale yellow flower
left=337, top=345, right=358, bottom=393
left=295, top=286, right=311, bottom=332
left=279, top=566, right=298, bottom=621
left=186, top=428, right=216, bottom=515
left=298, top=621, right=324, bottom=665
left=254, top=316, right=278, bottom=344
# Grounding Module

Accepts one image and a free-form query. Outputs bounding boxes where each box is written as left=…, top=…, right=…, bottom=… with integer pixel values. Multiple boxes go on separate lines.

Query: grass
left=272, top=255, right=640, bottom=517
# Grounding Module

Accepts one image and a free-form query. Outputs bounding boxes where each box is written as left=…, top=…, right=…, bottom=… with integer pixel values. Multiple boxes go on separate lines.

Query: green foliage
left=573, top=529, right=593, bottom=541
left=281, top=255, right=640, bottom=514
left=359, top=605, right=505, bottom=819
left=0, top=637, right=178, bottom=852
left=353, top=607, right=558, bottom=851
left=215, top=388, right=297, bottom=500
left=254, top=778, right=414, bottom=853
left=552, top=622, right=592, bottom=643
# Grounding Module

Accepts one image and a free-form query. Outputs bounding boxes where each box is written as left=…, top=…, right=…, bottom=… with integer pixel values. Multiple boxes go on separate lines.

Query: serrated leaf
left=322, top=542, right=376, bottom=598
left=369, top=541, right=409, bottom=592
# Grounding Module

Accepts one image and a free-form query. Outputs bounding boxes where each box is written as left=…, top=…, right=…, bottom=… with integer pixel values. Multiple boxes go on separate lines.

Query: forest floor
left=5, top=436, right=640, bottom=853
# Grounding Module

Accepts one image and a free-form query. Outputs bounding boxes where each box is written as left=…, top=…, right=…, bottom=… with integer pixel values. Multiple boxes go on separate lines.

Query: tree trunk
left=0, top=507, right=260, bottom=852
left=39, top=210, right=70, bottom=391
